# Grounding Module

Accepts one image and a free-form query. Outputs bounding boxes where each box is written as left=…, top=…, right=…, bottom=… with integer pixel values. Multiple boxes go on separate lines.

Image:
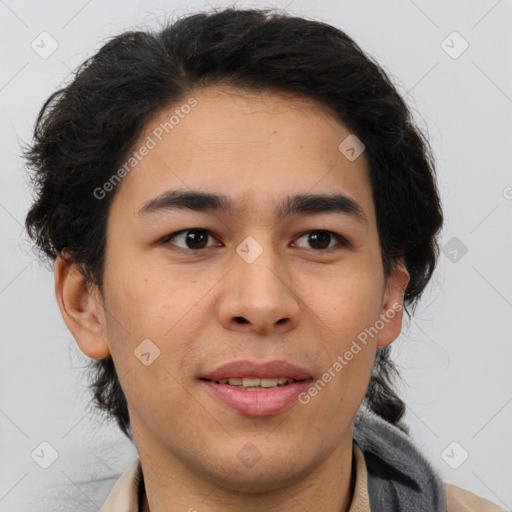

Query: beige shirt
left=101, top=442, right=505, bottom=512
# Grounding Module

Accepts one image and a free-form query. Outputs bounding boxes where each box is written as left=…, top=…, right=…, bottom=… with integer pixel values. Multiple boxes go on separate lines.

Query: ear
left=54, top=253, right=111, bottom=359
left=376, top=259, right=410, bottom=348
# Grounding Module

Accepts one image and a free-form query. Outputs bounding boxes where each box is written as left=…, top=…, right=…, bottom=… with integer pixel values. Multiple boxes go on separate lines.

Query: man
left=24, top=7, right=505, bottom=511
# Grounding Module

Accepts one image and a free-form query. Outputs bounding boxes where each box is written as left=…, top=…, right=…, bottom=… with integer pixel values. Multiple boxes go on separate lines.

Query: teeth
left=241, top=377, right=261, bottom=387
left=215, top=377, right=295, bottom=388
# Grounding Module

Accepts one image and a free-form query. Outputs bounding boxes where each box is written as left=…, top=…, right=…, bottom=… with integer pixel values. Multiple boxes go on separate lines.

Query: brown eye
left=293, top=230, right=346, bottom=251
left=162, top=229, right=219, bottom=250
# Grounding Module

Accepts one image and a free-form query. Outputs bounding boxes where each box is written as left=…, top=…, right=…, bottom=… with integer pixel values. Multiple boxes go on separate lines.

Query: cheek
left=101, top=258, right=218, bottom=377
left=304, top=266, right=384, bottom=337
left=103, top=257, right=198, bottom=330
left=100, top=263, right=206, bottom=422
left=299, top=266, right=382, bottom=391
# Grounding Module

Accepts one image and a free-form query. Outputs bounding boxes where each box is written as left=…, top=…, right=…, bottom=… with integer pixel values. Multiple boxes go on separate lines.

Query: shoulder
left=446, top=483, right=507, bottom=511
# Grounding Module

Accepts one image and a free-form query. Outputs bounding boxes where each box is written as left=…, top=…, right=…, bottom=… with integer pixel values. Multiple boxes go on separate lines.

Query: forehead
left=109, top=85, right=373, bottom=220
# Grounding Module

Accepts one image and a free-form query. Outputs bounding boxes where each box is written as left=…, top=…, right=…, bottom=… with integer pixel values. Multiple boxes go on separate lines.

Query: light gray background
left=1, top=0, right=511, bottom=510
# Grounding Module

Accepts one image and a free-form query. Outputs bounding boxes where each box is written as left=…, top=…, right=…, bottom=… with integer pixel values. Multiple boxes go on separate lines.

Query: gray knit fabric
left=353, top=404, right=447, bottom=511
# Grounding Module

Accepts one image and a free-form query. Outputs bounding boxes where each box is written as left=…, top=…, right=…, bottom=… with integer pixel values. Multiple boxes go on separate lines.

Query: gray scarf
left=353, top=404, right=447, bottom=511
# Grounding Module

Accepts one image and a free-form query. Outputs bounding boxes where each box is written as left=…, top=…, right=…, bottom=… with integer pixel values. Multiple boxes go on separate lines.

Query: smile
left=201, top=378, right=313, bottom=416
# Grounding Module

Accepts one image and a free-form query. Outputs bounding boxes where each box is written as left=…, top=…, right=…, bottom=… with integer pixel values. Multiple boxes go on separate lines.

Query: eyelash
left=160, top=228, right=349, bottom=253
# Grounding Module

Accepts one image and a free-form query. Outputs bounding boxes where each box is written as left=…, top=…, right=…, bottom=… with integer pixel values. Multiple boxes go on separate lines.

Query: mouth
left=199, top=360, right=314, bottom=416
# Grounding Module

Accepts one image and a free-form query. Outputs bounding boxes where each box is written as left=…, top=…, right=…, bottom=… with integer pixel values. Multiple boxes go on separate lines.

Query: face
left=59, top=85, right=408, bottom=493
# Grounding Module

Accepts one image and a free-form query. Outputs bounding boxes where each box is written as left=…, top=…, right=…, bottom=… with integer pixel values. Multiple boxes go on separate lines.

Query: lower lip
left=200, top=379, right=313, bottom=416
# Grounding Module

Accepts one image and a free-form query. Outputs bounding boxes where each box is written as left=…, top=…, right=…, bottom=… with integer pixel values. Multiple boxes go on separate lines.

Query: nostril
left=234, top=317, right=248, bottom=324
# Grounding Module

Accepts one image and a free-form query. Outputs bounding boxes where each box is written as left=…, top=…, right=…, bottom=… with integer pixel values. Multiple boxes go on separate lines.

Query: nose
left=216, top=242, right=301, bottom=335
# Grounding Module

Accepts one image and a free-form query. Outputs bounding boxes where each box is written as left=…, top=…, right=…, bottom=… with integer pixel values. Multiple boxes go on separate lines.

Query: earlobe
left=54, top=253, right=111, bottom=359
left=376, top=260, right=410, bottom=348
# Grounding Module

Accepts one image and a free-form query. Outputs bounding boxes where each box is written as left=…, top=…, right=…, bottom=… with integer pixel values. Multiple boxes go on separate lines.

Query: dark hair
left=24, top=7, right=443, bottom=439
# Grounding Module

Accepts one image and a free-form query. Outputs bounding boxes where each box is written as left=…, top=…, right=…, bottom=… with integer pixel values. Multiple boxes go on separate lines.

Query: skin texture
left=55, top=86, right=409, bottom=512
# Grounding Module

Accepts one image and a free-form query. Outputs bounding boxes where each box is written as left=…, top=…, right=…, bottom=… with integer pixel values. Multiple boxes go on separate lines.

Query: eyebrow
left=138, top=190, right=368, bottom=225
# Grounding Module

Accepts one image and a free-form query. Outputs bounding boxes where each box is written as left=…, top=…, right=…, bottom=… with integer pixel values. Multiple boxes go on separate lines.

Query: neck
left=136, top=430, right=356, bottom=512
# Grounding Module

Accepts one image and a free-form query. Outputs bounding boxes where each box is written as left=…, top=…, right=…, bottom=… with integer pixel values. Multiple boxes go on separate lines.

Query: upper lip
left=201, top=360, right=313, bottom=381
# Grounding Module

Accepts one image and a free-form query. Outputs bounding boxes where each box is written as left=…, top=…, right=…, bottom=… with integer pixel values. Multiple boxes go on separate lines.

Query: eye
left=292, top=230, right=347, bottom=251
left=160, top=229, right=348, bottom=252
left=161, top=229, right=221, bottom=250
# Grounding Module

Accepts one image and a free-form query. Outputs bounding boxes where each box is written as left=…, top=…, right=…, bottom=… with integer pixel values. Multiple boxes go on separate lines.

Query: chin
left=202, top=456, right=318, bottom=494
